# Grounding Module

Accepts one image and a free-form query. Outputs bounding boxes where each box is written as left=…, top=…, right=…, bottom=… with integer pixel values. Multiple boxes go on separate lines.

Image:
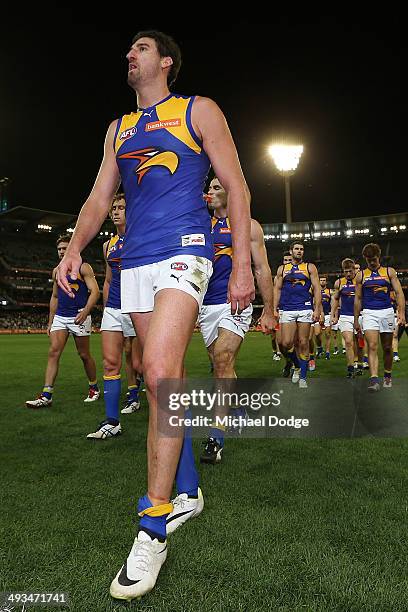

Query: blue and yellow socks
left=103, top=375, right=121, bottom=423
left=89, top=379, right=99, bottom=392
left=299, top=354, right=309, bottom=379
left=138, top=494, right=172, bottom=542
left=42, top=385, right=53, bottom=400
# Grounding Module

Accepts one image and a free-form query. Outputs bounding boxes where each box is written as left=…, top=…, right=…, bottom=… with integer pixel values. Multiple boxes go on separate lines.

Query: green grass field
left=1, top=333, right=408, bottom=611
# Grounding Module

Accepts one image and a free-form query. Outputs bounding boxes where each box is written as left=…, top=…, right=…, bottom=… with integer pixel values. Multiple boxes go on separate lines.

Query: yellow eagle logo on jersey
left=118, top=147, right=179, bottom=184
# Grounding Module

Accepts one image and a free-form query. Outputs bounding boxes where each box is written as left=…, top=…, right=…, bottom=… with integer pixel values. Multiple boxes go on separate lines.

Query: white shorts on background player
left=101, top=307, right=136, bottom=337
left=199, top=303, right=253, bottom=347
left=338, top=315, right=355, bottom=334
left=280, top=309, right=313, bottom=324
left=324, top=314, right=331, bottom=328
left=362, top=307, right=395, bottom=333
left=121, top=254, right=213, bottom=314
left=50, top=313, right=92, bottom=336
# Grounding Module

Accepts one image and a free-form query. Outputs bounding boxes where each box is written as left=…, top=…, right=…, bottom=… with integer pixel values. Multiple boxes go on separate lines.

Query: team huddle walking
left=23, top=29, right=406, bottom=603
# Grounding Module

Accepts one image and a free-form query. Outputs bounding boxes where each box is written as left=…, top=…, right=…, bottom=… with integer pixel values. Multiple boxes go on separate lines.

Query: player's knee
left=48, top=346, right=62, bottom=360
left=280, top=338, right=292, bottom=351
left=103, top=357, right=120, bottom=376
left=77, top=350, right=90, bottom=362
left=213, top=349, right=235, bottom=375
left=143, top=360, right=182, bottom=394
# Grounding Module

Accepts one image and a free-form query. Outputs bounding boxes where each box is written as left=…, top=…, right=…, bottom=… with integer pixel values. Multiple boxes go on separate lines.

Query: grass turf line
left=1, top=333, right=408, bottom=611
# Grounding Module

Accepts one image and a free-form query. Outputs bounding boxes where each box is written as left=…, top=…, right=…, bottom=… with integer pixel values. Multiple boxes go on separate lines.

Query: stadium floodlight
left=381, top=227, right=387, bottom=232
left=400, top=225, right=406, bottom=230
left=268, top=144, right=303, bottom=224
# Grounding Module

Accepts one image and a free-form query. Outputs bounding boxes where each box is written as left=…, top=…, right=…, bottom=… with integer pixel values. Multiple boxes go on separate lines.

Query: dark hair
left=362, top=243, right=381, bottom=258
left=56, top=234, right=71, bottom=246
left=132, top=30, right=182, bottom=87
left=283, top=250, right=291, bottom=257
left=289, top=241, right=304, bottom=251
left=342, top=258, right=355, bottom=269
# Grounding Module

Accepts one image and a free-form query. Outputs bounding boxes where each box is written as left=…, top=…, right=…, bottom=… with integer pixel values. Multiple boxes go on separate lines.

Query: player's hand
left=56, top=251, right=82, bottom=297
left=46, top=324, right=52, bottom=337
left=312, top=308, right=321, bottom=323
left=398, top=312, right=406, bottom=327
left=258, top=310, right=277, bottom=335
left=331, top=316, right=338, bottom=327
left=354, top=319, right=361, bottom=334
left=75, top=309, right=88, bottom=325
left=227, top=267, right=255, bottom=315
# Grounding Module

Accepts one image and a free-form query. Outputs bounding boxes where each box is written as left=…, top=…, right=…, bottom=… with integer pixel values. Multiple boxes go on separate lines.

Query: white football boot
left=110, top=530, right=167, bottom=601
left=166, top=487, right=204, bottom=535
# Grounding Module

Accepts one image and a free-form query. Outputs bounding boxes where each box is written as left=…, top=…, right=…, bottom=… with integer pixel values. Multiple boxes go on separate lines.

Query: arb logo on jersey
left=171, top=262, right=189, bottom=271
left=120, top=127, right=137, bottom=140
left=118, top=147, right=179, bottom=184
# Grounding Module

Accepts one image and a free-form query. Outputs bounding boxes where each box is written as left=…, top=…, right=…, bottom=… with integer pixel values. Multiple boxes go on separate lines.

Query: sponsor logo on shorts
left=171, top=262, right=189, bottom=271
left=145, top=118, right=181, bottom=132
left=182, top=234, right=206, bottom=247
left=120, top=127, right=137, bottom=140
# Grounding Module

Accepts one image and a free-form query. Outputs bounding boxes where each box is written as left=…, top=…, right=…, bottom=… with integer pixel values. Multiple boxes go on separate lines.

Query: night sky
left=1, top=15, right=407, bottom=224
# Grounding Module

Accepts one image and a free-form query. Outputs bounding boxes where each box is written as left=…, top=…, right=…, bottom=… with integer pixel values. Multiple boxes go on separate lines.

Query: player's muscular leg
left=74, top=336, right=97, bottom=382
left=101, top=331, right=123, bottom=377
left=342, top=331, right=354, bottom=366
left=280, top=322, right=297, bottom=353
left=45, top=330, right=68, bottom=386
left=211, top=328, right=242, bottom=378
left=297, top=322, right=311, bottom=356
left=364, top=330, right=379, bottom=378
left=131, top=289, right=198, bottom=505
left=380, top=332, right=393, bottom=372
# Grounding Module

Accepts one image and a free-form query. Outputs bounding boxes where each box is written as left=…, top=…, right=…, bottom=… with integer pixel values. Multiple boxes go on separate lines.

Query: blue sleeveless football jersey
left=362, top=266, right=392, bottom=310
left=57, top=270, right=89, bottom=317
left=114, top=93, right=213, bottom=268
left=280, top=263, right=312, bottom=311
left=203, top=216, right=232, bottom=305
left=321, top=288, right=331, bottom=315
left=105, top=234, right=123, bottom=309
left=339, top=277, right=356, bottom=316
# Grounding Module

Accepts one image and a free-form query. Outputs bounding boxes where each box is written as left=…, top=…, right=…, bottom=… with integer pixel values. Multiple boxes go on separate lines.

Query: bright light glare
left=268, top=145, right=304, bottom=172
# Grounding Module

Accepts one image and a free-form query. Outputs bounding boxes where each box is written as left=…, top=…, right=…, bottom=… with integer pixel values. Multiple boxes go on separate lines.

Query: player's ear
left=161, top=56, right=173, bottom=69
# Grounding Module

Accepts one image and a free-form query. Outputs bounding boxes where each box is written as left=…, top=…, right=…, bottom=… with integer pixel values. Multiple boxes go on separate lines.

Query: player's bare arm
left=75, top=263, right=100, bottom=325
left=353, top=271, right=363, bottom=332
left=389, top=267, right=406, bottom=326
left=309, top=264, right=322, bottom=322
left=57, top=120, right=121, bottom=296
left=250, top=219, right=276, bottom=333
left=273, top=266, right=284, bottom=319
left=47, top=269, right=59, bottom=336
left=330, top=279, right=341, bottom=325
left=192, top=97, right=254, bottom=313
left=102, top=241, right=112, bottom=307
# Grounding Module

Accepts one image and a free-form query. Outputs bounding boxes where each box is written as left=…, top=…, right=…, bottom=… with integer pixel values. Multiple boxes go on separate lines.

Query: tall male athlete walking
left=56, top=31, right=254, bottom=601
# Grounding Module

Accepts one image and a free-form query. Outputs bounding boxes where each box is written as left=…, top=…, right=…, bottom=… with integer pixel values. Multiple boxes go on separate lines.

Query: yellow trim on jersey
left=138, top=503, right=173, bottom=518
left=156, top=97, right=201, bottom=154
left=362, top=266, right=390, bottom=282
left=114, top=112, right=143, bottom=154
left=107, top=234, right=120, bottom=254
left=283, top=262, right=310, bottom=277
left=339, top=277, right=348, bottom=289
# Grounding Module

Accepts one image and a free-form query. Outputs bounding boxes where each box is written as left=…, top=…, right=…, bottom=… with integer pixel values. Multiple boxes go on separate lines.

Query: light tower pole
left=268, top=145, right=303, bottom=224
